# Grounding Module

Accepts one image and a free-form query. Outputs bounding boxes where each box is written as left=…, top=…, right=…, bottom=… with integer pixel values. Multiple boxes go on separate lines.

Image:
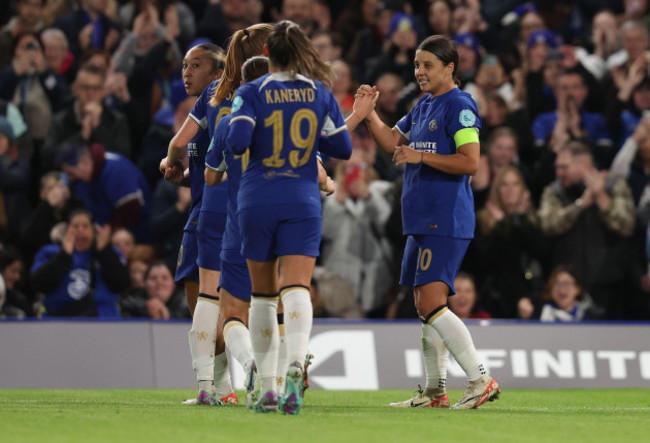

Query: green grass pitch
left=1, top=389, right=649, bottom=443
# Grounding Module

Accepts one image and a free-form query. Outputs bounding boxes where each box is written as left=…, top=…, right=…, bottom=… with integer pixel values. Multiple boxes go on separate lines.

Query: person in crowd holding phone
left=30, top=208, right=129, bottom=317
left=0, top=31, right=71, bottom=157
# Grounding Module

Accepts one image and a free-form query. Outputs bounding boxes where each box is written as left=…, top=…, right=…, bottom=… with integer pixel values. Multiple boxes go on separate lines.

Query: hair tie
left=243, top=29, right=249, bottom=37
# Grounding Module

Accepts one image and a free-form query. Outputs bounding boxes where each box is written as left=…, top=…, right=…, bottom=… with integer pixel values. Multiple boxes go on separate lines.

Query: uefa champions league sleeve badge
left=232, top=96, right=243, bottom=113
left=459, top=109, right=476, bottom=127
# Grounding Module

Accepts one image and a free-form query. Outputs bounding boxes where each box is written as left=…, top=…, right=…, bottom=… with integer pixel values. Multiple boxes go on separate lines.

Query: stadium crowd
left=1, top=0, right=650, bottom=322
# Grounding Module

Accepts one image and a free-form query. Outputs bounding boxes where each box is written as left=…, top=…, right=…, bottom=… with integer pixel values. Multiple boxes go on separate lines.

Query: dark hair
left=144, top=260, right=172, bottom=281
left=559, top=69, right=587, bottom=87
left=543, top=265, right=585, bottom=302
left=241, top=56, right=269, bottom=83
left=266, top=20, right=333, bottom=88
left=487, top=126, right=518, bottom=151
left=68, top=208, right=94, bottom=224
left=11, top=31, right=41, bottom=57
left=0, top=246, right=22, bottom=272
left=559, top=140, right=592, bottom=160
left=76, top=62, right=105, bottom=80
left=455, top=271, right=476, bottom=287
left=195, top=43, right=226, bottom=72
left=417, top=35, right=459, bottom=85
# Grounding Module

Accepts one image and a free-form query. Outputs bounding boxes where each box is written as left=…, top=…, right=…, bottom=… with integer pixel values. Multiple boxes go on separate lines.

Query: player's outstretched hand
left=164, top=160, right=185, bottom=185
left=393, top=145, right=421, bottom=166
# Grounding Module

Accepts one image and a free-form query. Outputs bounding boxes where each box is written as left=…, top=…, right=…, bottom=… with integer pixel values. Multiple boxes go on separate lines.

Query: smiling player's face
left=414, top=50, right=453, bottom=97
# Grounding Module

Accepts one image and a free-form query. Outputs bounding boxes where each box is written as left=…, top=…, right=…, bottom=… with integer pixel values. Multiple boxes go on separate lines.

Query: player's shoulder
left=448, top=88, right=477, bottom=107
left=243, top=73, right=271, bottom=92
left=216, top=113, right=232, bottom=132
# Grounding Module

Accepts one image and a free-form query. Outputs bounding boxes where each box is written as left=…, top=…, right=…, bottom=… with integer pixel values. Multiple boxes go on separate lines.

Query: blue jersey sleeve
left=395, top=109, right=414, bottom=141
left=321, top=90, right=347, bottom=136
left=189, top=81, right=216, bottom=129
left=318, top=131, right=352, bottom=160
left=446, top=94, right=481, bottom=139
left=227, top=84, right=256, bottom=154
left=205, top=115, right=231, bottom=169
left=318, top=90, right=352, bottom=159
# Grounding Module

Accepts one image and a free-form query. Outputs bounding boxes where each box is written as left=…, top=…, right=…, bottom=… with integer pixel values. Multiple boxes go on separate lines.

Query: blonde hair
left=267, top=20, right=333, bottom=89
left=477, top=166, right=534, bottom=234
left=209, top=23, right=273, bottom=107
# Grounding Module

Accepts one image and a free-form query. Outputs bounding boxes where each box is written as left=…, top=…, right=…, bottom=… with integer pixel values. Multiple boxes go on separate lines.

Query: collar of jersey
left=259, top=72, right=316, bottom=91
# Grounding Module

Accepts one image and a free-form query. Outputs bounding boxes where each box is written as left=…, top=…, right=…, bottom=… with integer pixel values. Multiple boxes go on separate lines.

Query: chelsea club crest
left=459, top=109, right=476, bottom=127
left=428, top=119, right=438, bottom=131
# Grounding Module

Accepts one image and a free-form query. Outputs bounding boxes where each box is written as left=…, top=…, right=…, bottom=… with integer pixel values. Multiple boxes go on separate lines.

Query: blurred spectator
left=0, top=0, right=46, bottom=69
left=508, top=8, right=546, bottom=68
left=119, top=1, right=195, bottom=51
left=473, top=127, right=530, bottom=206
left=40, top=27, right=75, bottom=84
left=41, top=0, right=73, bottom=28
left=532, top=70, right=613, bottom=168
left=331, top=59, right=355, bottom=115
left=608, top=58, right=650, bottom=146
left=453, top=32, right=483, bottom=88
left=312, top=266, right=363, bottom=319
left=607, top=20, right=649, bottom=73
left=120, top=260, right=190, bottom=319
left=0, top=98, right=30, bottom=170
left=112, top=3, right=181, bottom=153
left=450, top=0, right=485, bottom=36
left=149, top=177, right=190, bottom=273
left=425, top=0, right=453, bottom=37
left=448, top=272, right=491, bottom=320
left=538, top=141, right=637, bottom=319
left=311, top=29, right=341, bottom=63
left=0, top=32, right=72, bottom=157
left=473, top=166, right=548, bottom=319
left=140, top=92, right=192, bottom=187
left=276, top=0, right=321, bottom=35
left=612, top=117, right=650, bottom=212
left=0, top=116, right=31, bottom=242
left=198, top=0, right=252, bottom=50
left=374, top=72, right=403, bottom=127
left=30, top=209, right=129, bottom=317
left=321, top=150, right=395, bottom=317
left=57, top=141, right=152, bottom=243
left=524, top=29, right=563, bottom=121
left=52, top=0, right=123, bottom=58
left=538, top=265, right=605, bottom=322
left=0, top=245, right=32, bottom=318
left=43, top=63, right=131, bottom=166
left=126, top=243, right=156, bottom=292
left=19, top=170, right=87, bottom=258
left=364, top=12, right=418, bottom=85
left=346, top=0, right=400, bottom=82
left=575, top=10, right=620, bottom=81
left=111, top=226, right=135, bottom=260
left=333, top=0, right=379, bottom=56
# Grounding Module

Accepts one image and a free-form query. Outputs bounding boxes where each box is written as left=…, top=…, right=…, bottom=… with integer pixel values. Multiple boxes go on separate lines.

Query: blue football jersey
left=190, top=79, right=230, bottom=215
left=205, top=114, right=249, bottom=251
left=394, top=87, right=480, bottom=238
left=228, top=72, right=347, bottom=211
